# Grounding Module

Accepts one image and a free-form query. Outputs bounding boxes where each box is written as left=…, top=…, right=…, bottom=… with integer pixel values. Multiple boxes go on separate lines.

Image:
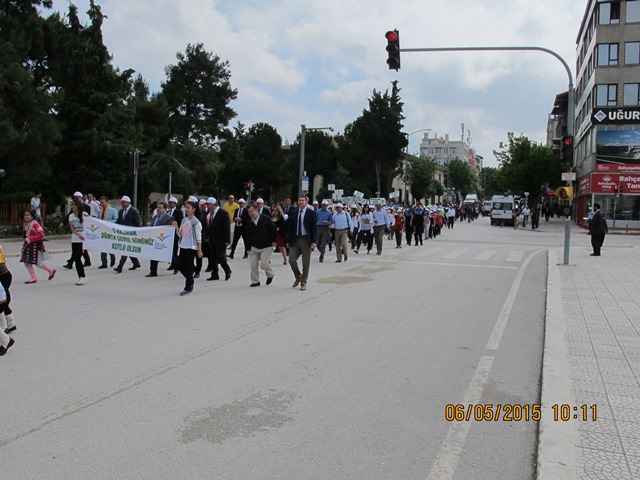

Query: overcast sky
left=54, top=0, right=586, bottom=167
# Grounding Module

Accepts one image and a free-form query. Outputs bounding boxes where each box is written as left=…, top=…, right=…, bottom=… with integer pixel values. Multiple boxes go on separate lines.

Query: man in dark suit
left=114, top=195, right=142, bottom=273
left=255, top=198, right=271, bottom=216
left=588, top=202, right=608, bottom=256
left=205, top=197, right=232, bottom=281
left=287, top=195, right=317, bottom=291
left=229, top=198, right=249, bottom=259
left=245, top=202, right=277, bottom=287
left=167, top=197, right=183, bottom=273
left=146, top=201, right=174, bottom=277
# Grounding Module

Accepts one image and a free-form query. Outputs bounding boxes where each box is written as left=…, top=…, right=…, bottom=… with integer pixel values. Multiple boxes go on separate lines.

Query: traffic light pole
left=400, top=44, right=574, bottom=264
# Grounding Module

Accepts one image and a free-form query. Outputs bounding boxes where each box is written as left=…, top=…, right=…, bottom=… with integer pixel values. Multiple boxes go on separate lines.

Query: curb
left=536, top=248, right=579, bottom=480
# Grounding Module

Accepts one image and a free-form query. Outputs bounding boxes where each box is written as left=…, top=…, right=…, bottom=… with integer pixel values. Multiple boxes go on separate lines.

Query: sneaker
left=48, top=269, right=57, bottom=281
left=62, top=264, right=73, bottom=270
left=75, top=277, right=87, bottom=286
left=179, top=289, right=192, bottom=296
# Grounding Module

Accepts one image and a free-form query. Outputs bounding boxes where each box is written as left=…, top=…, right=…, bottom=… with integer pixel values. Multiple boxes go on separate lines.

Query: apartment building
left=573, top=0, right=640, bottom=227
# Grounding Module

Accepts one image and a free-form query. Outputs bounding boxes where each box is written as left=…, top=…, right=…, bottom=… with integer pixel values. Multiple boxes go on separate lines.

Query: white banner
left=83, top=218, right=175, bottom=262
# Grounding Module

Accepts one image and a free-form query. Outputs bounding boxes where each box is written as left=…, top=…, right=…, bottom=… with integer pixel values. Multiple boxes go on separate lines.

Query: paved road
left=0, top=217, right=558, bottom=479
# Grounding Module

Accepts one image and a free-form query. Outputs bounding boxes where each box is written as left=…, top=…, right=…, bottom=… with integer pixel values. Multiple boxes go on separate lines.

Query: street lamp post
left=299, top=124, right=334, bottom=196
left=405, top=128, right=431, bottom=154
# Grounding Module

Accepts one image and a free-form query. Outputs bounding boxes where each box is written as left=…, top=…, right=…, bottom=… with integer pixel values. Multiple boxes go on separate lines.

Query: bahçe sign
left=586, top=172, right=640, bottom=194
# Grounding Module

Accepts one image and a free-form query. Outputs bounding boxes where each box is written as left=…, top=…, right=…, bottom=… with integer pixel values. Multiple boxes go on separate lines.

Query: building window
left=624, top=83, right=640, bottom=105
left=450, top=147, right=456, bottom=154
left=598, top=1, right=621, bottom=24
left=628, top=0, right=640, bottom=22
left=597, top=43, right=619, bottom=65
left=595, top=84, right=617, bottom=106
left=625, top=42, right=640, bottom=64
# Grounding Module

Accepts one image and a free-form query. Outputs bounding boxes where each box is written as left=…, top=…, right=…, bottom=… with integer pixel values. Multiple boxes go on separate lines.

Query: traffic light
left=245, top=181, right=251, bottom=195
left=552, top=138, right=562, bottom=157
left=385, top=30, right=401, bottom=71
left=614, top=184, right=619, bottom=197
left=620, top=184, right=624, bottom=196
left=561, top=135, right=573, bottom=163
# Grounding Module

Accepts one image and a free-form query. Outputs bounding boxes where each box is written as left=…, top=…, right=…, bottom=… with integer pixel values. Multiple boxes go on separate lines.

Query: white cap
left=198, top=199, right=206, bottom=205
left=188, top=195, right=198, bottom=202
left=335, top=203, right=344, bottom=208
left=207, top=197, right=217, bottom=204
left=168, top=197, right=178, bottom=203
left=73, top=191, right=83, bottom=198
left=238, top=198, right=246, bottom=203
left=119, top=195, right=131, bottom=203
left=312, top=200, right=319, bottom=205
left=256, top=198, right=264, bottom=203
left=321, top=200, right=329, bottom=205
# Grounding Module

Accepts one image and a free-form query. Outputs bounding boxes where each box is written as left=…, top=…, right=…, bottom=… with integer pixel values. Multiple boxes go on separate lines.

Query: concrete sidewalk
left=539, top=230, right=640, bottom=479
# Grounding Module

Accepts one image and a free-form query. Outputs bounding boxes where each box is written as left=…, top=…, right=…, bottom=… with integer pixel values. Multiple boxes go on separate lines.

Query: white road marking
left=474, top=250, right=496, bottom=261
left=442, top=249, right=469, bottom=259
left=427, top=249, right=543, bottom=480
left=485, top=250, right=544, bottom=350
left=427, top=356, right=495, bottom=480
left=506, top=251, right=524, bottom=262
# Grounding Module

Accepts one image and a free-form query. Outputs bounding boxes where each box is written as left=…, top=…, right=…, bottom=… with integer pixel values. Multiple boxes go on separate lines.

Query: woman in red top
left=20, top=210, right=56, bottom=284
left=394, top=210, right=405, bottom=248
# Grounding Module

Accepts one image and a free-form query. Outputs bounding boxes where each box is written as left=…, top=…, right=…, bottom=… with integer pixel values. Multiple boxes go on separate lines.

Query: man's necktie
left=298, top=210, right=303, bottom=236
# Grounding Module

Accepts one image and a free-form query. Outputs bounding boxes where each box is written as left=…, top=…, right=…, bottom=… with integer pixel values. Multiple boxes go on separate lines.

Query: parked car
left=481, top=200, right=492, bottom=216
left=490, top=195, right=515, bottom=226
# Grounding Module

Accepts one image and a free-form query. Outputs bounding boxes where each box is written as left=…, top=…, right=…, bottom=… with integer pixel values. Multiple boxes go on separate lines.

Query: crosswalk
left=412, top=246, right=527, bottom=264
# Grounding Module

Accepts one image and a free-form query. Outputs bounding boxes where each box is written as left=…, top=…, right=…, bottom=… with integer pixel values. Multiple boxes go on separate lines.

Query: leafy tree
left=238, top=122, right=284, bottom=199
left=406, top=156, right=436, bottom=201
left=494, top=133, right=564, bottom=201
left=446, top=158, right=477, bottom=198
left=218, top=123, right=247, bottom=197
left=47, top=1, right=135, bottom=199
left=479, top=166, right=502, bottom=198
left=0, top=0, right=60, bottom=198
left=162, top=43, right=237, bottom=147
left=340, top=83, right=407, bottom=196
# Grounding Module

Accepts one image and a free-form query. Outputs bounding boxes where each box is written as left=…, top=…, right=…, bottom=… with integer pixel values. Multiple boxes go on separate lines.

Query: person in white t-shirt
left=68, top=198, right=88, bottom=285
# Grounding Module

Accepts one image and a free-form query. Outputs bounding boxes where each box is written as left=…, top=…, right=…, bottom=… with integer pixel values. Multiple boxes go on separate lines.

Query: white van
left=490, top=195, right=515, bottom=226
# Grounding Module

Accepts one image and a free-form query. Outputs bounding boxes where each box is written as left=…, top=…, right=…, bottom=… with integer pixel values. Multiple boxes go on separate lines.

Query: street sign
left=561, top=172, right=576, bottom=181
left=301, top=175, right=309, bottom=193
left=328, top=184, right=335, bottom=191
left=524, top=192, right=529, bottom=196
left=389, top=191, right=400, bottom=199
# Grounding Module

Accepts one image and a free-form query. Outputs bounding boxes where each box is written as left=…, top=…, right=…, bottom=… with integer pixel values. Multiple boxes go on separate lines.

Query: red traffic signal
left=561, top=135, right=573, bottom=162
left=614, top=184, right=619, bottom=195
left=385, top=30, right=401, bottom=71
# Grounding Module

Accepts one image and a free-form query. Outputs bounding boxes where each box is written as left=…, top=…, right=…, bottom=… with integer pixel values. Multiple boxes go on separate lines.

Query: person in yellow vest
left=223, top=194, right=239, bottom=219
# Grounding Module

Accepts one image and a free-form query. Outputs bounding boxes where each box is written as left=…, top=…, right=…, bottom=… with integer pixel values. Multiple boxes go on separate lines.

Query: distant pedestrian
left=173, top=200, right=203, bottom=295
left=0, top=244, right=17, bottom=334
left=0, top=282, right=15, bottom=357
left=98, top=196, right=118, bottom=268
left=146, top=201, right=174, bottom=277
left=246, top=202, right=277, bottom=287
left=68, top=198, right=88, bottom=285
left=393, top=210, right=405, bottom=248
left=20, top=210, right=56, bottom=284
left=287, top=195, right=317, bottom=291
left=372, top=202, right=390, bottom=255
left=114, top=195, right=142, bottom=273
left=331, top=203, right=353, bottom=262
left=588, top=203, right=608, bottom=256
left=30, top=192, right=43, bottom=223
left=354, top=204, right=373, bottom=254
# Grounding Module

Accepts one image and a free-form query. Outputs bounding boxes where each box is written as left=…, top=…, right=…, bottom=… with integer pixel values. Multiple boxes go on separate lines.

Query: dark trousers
left=71, top=242, right=86, bottom=278
left=196, top=242, right=209, bottom=274
left=0, top=271, right=13, bottom=315
left=591, top=233, right=605, bottom=255
left=405, top=223, right=413, bottom=245
left=100, top=252, right=116, bottom=267
left=447, top=217, right=454, bottom=228
left=230, top=226, right=247, bottom=255
left=210, top=241, right=231, bottom=277
left=178, top=248, right=196, bottom=291
left=394, top=230, right=402, bottom=247
left=413, top=224, right=424, bottom=244
left=118, top=255, right=141, bottom=269
left=356, top=229, right=373, bottom=251
left=170, top=236, right=180, bottom=269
